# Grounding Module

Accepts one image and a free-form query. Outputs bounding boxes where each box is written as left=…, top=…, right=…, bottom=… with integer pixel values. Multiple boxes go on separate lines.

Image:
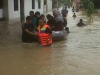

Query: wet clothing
left=65, top=27, right=70, bottom=33
left=32, top=16, right=40, bottom=27
left=62, top=9, right=68, bottom=17
left=72, top=9, right=75, bottom=12
left=73, top=15, right=76, bottom=17
left=22, top=23, right=35, bottom=43
left=47, top=18, right=56, bottom=30
left=77, top=23, right=85, bottom=27
left=53, top=10, right=64, bottom=22
left=47, top=18, right=64, bottom=31
left=38, top=25, right=52, bottom=34
left=55, top=21, right=64, bottom=31
left=53, top=10, right=64, bottom=31
left=38, top=25, right=52, bottom=46
left=63, top=18, right=67, bottom=27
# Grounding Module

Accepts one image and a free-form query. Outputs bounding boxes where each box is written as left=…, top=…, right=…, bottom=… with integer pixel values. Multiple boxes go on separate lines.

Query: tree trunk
left=20, top=0, right=25, bottom=23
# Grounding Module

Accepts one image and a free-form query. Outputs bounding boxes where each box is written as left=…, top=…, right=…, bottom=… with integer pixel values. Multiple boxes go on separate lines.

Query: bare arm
left=25, top=29, right=37, bottom=35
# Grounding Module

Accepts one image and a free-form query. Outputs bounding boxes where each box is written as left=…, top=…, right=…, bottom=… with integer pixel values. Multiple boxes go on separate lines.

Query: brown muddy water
left=0, top=8, right=100, bottom=75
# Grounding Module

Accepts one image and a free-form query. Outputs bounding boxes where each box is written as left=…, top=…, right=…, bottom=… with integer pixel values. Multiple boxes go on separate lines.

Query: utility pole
left=57, top=0, right=58, bottom=8
left=20, top=0, right=25, bottom=23
left=46, top=0, right=48, bottom=12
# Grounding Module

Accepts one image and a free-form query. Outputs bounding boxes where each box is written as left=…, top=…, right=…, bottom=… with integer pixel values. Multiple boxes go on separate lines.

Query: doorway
left=43, top=0, right=46, bottom=13
left=20, top=0, right=25, bottom=23
left=0, top=0, right=3, bottom=19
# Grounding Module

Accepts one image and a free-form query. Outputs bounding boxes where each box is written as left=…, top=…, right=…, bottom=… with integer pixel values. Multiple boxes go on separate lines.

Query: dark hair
left=35, top=11, right=40, bottom=16
left=29, top=11, right=34, bottom=15
left=26, top=16, right=31, bottom=21
left=46, top=14, right=52, bottom=18
left=40, top=15, right=45, bottom=18
left=39, top=18, right=45, bottom=23
left=80, top=19, right=83, bottom=23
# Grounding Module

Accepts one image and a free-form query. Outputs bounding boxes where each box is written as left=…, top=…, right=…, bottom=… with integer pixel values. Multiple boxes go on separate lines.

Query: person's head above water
left=46, top=14, right=53, bottom=20
left=29, top=11, right=34, bottom=17
left=39, top=18, right=45, bottom=27
left=26, top=16, right=32, bottom=24
left=74, top=13, right=76, bottom=15
left=40, top=15, right=45, bottom=19
left=35, top=11, right=40, bottom=18
left=80, top=19, right=83, bottom=23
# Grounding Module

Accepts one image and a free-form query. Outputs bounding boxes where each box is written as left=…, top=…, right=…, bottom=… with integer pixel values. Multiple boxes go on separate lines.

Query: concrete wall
left=7, top=0, right=44, bottom=20
left=0, top=9, right=3, bottom=18
left=24, top=0, right=44, bottom=17
left=2, top=0, right=52, bottom=20
left=8, top=0, right=20, bottom=20
left=47, top=0, right=52, bottom=11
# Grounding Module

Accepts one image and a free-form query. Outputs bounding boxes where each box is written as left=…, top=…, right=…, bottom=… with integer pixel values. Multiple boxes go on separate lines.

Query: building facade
left=0, top=0, right=52, bottom=20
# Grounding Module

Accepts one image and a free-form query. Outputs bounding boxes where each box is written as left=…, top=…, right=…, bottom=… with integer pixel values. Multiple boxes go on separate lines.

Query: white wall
left=3, top=0, right=45, bottom=20
left=47, top=0, right=52, bottom=11
left=8, top=0, right=20, bottom=20
left=7, top=0, right=44, bottom=20
left=0, top=9, right=3, bottom=18
left=24, top=0, right=44, bottom=17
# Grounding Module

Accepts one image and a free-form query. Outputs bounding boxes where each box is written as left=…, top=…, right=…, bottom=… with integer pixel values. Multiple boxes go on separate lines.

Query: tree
left=87, top=1, right=94, bottom=17
left=81, top=0, right=94, bottom=16
left=92, top=0, right=100, bottom=9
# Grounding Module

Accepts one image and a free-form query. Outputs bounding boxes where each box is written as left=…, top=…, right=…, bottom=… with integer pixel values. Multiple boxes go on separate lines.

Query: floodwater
left=0, top=8, right=100, bottom=75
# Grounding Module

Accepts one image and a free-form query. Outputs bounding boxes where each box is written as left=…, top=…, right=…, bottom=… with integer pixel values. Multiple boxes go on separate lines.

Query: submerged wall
left=0, top=9, right=3, bottom=18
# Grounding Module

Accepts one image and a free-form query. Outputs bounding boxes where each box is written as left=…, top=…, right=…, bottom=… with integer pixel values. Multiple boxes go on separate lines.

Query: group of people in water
left=22, top=8, right=69, bottom=46
left=72, top=7, right=86, bottom=27
left=22, top=6, right=86, bottom=46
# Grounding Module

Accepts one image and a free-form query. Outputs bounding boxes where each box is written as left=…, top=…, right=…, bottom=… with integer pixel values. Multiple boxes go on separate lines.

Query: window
left=32, top=0, right=35, bottom=9
left=14, top=0, right=18, bottom=11
left=0, top=0, right=3, bottom=9
left=38, top=0, right=41, bottom=9
left=44, top=0, right=46, bottom=5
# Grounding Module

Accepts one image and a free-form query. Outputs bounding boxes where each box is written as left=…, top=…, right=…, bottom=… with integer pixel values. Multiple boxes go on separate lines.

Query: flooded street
left=0, top=8, right=100, bottom=75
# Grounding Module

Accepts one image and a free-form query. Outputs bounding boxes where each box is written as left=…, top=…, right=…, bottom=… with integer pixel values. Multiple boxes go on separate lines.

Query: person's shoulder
left=30, top=23, right=34, bottom=25
left=57, top=21, right=63, bottom=23
left=23, top=23, right=27, bottom=26
left=23, top=23, right=29, bottom=29
left=33, top=16, right=37, bottom=19
left=51, top=18, right=55, bottom=21
left=46, top=27, right=51, bottom=32
left=82, top=23, right=85, bottom=24
left=77, top=23, right=79, bottom=25
left=33, top=17, right=36, bottom=19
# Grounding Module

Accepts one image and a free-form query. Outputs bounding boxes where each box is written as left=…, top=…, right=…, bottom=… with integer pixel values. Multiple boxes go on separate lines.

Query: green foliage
left=87, top=1, right=94, bottom=16
left=92, top=0, right=100, bottom=9
left=81, top=0, right=95, bottom=17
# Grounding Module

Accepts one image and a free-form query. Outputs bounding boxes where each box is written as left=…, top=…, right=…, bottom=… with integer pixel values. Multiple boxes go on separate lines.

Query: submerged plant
left=81, top=0, right=94, bottom=17
left=87, top=1, right=94, bottom=17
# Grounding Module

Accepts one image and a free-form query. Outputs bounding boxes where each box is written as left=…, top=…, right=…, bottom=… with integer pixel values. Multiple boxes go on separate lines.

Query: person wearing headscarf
left=53, top=10, right=64, bottom=31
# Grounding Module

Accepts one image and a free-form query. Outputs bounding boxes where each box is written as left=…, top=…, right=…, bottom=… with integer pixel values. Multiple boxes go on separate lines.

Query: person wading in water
left=77, top=19, right=86, bottom=27
left=37, top=19, right=52, bottom=46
